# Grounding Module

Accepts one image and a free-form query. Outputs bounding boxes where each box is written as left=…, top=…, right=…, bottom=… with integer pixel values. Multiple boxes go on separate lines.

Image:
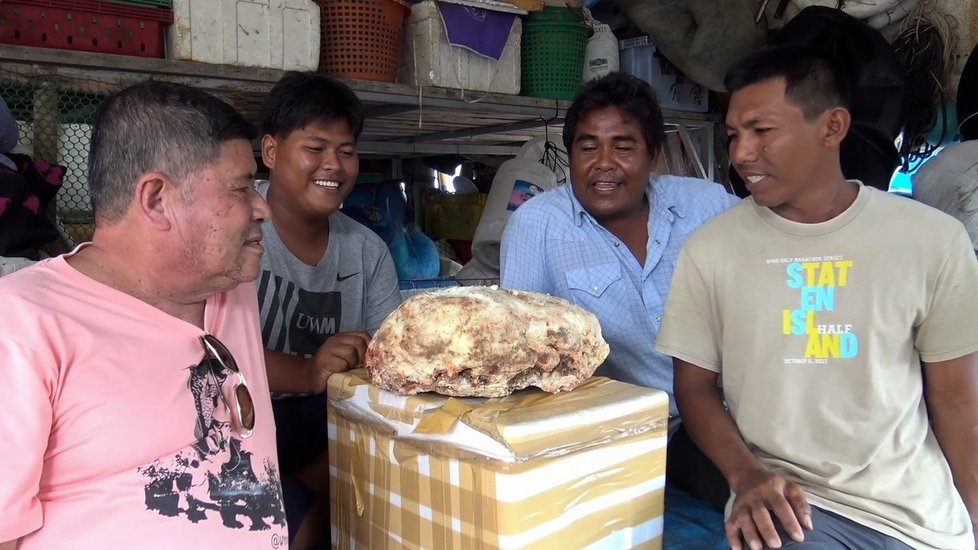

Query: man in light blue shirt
left=500, top=71, right=738, bottom=508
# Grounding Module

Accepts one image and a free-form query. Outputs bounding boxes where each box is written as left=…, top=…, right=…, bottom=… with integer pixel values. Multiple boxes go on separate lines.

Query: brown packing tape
left=466, top=377, right=669, bottom=446
left=539, top=490, right=664, bottom=549
left=330, top=383, right=437, bottom=429
left=401, top=438, right=664, bottom=536
left=367, top=399, right=418, bottom=425
left=333, top=370, right=459, bottom=424
left=367, top=431, right=504, bottom=548
left=330, top=369, right=476, bottom=428
left=398, top=409, right=668, bottom=466
left=336, top=457, right=664, bottom=548
left=365, top=381, right=446, bottom=425
left=414, top=397, right=475, bottom=434
left=331, top=370, right=670, bottom=463
left=326, top=367, right=371, bottom=401
left=488, top=407, right=668, bottom=459
left=351, top=442, right=366, bottom=516
left=330, top=405, right=666, bottom=549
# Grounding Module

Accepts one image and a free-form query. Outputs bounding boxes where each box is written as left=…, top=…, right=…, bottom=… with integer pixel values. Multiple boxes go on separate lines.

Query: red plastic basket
left=0, top=0, right=173, bottom=58
left=315, top=0, right=411, bottom=82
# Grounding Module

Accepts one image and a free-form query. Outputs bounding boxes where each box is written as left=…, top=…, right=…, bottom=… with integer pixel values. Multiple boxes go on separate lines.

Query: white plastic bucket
left=469, top=157, right=558, bottom=271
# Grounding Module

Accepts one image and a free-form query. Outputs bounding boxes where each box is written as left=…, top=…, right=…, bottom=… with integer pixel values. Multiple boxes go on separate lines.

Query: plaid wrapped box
left=327, top=369, right=668, bottom=549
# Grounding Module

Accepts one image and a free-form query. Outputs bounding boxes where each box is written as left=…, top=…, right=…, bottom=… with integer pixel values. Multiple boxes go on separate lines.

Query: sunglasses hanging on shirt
left=200, top=333, right=255, bottom=439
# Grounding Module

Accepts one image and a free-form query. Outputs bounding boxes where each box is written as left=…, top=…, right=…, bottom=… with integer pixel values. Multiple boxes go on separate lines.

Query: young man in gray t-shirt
left=255, top=72, right=401, bottom=548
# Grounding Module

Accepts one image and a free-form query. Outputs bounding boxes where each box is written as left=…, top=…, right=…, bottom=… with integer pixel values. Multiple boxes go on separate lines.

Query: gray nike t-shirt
left=254, top=180, right=402, bottom=362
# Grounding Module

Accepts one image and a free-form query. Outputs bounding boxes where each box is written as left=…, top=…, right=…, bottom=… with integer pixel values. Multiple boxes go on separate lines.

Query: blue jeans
left=765, top=505, right=913, bottom=549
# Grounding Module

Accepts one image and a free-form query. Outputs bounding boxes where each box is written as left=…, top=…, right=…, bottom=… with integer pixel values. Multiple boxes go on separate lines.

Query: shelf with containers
left=0, top=43, right=722, bottom=249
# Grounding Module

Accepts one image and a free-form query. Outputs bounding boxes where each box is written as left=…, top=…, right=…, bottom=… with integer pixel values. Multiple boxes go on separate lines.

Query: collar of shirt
left=568, top=175, right=689, bottom=227
left=566, top=176, right=691, bottom=276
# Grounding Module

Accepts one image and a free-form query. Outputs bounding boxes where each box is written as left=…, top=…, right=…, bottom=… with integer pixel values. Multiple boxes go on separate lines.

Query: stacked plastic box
left=619, top=36, right=709, bottom=113
left=398, top=0, right=522, bottom=94
left=0, top=0, right=321, bottom=69
left=0, top=0, right=175, bottom=58
left=167, top=0, right=320, bottom=70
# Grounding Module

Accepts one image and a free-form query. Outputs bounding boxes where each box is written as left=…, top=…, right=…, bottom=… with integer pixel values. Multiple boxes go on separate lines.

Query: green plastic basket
left=105, top=0, right=172, bottom=9
left=521, top=7, right=591, bottom=101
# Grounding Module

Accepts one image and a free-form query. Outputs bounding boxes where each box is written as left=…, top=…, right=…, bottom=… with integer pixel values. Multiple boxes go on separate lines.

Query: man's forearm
left=680, top=387, right=766, bottom=490
left=930, top=398, right=978, bottom=528
left=924, top=354, right=978, bottom=533
left=263, top=349, right=312, bottom=394
left=674, top=361, right=769, bottom=492
left=1, top=539, right=19, bottom=550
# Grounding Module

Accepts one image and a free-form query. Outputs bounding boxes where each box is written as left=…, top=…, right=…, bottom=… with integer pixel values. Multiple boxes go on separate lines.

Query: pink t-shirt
left=0, top=250, right=289, bottom=548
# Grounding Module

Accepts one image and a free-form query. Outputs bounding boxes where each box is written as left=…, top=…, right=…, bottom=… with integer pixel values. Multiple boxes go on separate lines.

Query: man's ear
left=822, top=107, right=851, bottom=148
left=260, top=134, right=277, bottom=170
left=133, top=172, right=174, bottom=231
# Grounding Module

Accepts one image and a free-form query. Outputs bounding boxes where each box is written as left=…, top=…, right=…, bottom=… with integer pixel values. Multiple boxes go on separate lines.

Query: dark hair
left=261, top=71, right=364, bottom=140
left=89, top=80, right=256, bottom=222
left=724, top=45, right=851, bottom=119
left=562, top=72, right=666, bottom=157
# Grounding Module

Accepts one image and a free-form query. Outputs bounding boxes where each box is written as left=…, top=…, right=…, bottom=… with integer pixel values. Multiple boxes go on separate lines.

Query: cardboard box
left=328, top=369, right=668, bottom=549
left=423, top=191, right=488, bottom=241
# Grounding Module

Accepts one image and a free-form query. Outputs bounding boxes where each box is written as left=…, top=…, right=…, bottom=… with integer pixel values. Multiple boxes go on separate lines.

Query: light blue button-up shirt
left=500, top=175, right=739, bottom=419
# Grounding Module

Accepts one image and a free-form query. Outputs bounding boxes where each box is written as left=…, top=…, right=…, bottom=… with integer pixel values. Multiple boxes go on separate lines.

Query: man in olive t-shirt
left=657, top=45, right=978, bottom=550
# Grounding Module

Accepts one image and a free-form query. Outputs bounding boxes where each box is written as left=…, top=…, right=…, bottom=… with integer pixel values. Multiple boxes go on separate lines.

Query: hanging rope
left=891, top=0, right=957, bottom=170
left=541, top=140, right=570, bottom=184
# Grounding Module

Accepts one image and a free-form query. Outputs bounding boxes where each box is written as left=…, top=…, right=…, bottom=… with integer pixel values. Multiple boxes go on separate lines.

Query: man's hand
left=305, top=331, right=371, bottom=393
left=727, top=466, right=812, bottom=550
left=673, top=358, right=813, bottom=550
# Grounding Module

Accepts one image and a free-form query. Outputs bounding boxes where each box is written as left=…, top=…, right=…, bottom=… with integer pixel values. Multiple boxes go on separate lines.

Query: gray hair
left=88, top=81, right=256, bottom=222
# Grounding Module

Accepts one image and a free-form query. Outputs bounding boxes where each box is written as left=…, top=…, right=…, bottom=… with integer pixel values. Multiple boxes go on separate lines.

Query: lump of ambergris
left=365, top=286, right=609, bottom=397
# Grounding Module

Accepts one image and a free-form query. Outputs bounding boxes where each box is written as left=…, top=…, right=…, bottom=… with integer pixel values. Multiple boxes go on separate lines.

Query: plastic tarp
left=617, top=0, right=767, bottom=91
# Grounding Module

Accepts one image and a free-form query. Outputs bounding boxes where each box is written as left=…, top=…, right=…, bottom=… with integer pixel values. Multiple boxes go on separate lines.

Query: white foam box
left=328, top=369, right=668, bottom=549
left=167, top=0, right=320, bottom=71
left=398, top=0, right=522, bottom=94
left=619, top=36, right=709, bottom=113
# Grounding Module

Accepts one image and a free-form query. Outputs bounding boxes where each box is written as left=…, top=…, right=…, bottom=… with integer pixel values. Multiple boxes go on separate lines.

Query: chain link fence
left=1, top=70, right=118, bottom=249
left=0, top=62, right=280, bottom=251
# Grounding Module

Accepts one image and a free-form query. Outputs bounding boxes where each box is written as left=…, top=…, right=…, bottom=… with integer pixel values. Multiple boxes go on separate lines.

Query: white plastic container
left=582, top=22, right=618, bottom=82
left=167, top=0, right=320, bottom=71
left=619, top=36, right=708, bottom=113
left=398, top=0, right=521, bottom=94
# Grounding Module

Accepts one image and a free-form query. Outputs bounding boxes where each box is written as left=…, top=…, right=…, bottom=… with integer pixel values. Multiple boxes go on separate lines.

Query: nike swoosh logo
left=336, top=272, right=359, bottom=282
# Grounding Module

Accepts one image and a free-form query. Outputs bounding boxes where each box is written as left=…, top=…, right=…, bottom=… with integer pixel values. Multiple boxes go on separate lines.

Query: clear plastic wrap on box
left=327, top=369, right=668, bottom=549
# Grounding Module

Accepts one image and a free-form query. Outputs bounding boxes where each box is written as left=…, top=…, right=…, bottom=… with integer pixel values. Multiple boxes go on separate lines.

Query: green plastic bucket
left=521, top=7, right=592, bottom=101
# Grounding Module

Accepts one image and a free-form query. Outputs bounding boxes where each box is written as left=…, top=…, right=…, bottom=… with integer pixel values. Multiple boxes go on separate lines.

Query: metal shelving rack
left=0, top=45, right=720, bottom=160
left=0, top=44, right=723, bottom=247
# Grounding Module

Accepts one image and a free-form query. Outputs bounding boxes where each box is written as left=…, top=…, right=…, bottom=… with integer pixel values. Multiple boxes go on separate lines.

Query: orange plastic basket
left=316, top=0, right=410, bottom=82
